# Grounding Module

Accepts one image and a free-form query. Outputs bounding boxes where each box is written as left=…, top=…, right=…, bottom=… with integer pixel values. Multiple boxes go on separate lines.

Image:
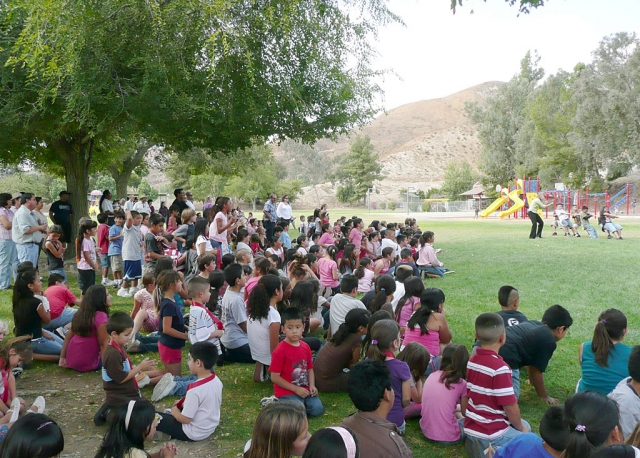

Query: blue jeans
left=16, top=243, right=39, bottom=268
left=169, top=375, right=198, bottom=396
left=136, top=333, right=160, bottom=353
left=0, top=239, right=17, bottom=289
left=44, top=307, right=78, bottom=330
left=279, top=394, right=324, bottom=417
left=49, top=268, right=67, bottom=281
left=512, top=369, right=520, bottom=399
left=466, top=419, right=531, bottom=452
left=31, top=332, right=64, bottom=355
left=418, top=265, right=447, bottom=277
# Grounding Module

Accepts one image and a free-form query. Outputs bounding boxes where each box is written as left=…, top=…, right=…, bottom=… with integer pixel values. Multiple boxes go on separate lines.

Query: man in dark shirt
left=49, top=191, right=74, bottom=244
left=499, top=304, right=572, bottom=405
left=170, top=188, right=189, bottom=224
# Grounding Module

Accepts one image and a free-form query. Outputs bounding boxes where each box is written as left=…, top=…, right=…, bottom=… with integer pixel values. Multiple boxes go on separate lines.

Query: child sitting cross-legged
left=268, top=307, right=324, bottom=417
left=156, top=341, right=223, bottom=442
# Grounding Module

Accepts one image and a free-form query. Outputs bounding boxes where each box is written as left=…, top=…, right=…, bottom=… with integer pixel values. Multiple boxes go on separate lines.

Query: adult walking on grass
left=528, top=193, right=552, bottom=239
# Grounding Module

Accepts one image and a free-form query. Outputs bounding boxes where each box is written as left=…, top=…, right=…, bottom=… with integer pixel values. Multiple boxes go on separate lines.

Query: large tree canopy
left=0, top=0, right=400, bottom=247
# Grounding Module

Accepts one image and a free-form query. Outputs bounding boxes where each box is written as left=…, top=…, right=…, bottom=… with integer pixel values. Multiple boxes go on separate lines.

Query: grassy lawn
left=1, top=217, right=639, bottom=457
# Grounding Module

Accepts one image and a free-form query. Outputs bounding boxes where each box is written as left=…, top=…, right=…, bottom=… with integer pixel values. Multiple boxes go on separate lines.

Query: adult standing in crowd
left=171, top=188, right=189, bottom=224
left=99, top=189, right=115, bottom=225
left=133, top=195, right=151, bottom=215
left=263, top=193, right=277, bottom=242
left=202, top=196, right=214, bottom=213
left=158, top=201, right=168, bottom=218
left=185, top=191, right=196, bottom=211
left=276, top=195, right=293, bottom=227
left=12, top=193, right=47, bottom=265
left=0, top=193, right=18, bottom=290
left=34, top=197, right=48, bottom=266
left=49, top=190, right=73, bottom=245
left=528, top=192, right=552, bottom=239
left=123, top=194, right=135, bottom=213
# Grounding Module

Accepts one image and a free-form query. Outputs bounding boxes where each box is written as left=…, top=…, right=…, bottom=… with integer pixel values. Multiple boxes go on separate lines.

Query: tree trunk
left=252, top=197, right=257, bottom=212
left=52, top=137, right=94, bottom=260
left=109, top=141, right=148, bottom=201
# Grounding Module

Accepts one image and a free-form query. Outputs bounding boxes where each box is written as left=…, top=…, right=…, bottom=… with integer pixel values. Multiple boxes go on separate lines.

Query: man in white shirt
left=185, top=192, right=196, bottom=211
left=123, top=195, right=135, bottom=212
left=329, top=275, right=366, bottom=336
left=133, top=196, right=151, bottom=215
left=12, top=193, right=46, bottom=265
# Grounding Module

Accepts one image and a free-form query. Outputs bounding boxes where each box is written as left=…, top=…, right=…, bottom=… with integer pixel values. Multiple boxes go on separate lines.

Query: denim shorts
left=99, top=254, right=110, bottom=269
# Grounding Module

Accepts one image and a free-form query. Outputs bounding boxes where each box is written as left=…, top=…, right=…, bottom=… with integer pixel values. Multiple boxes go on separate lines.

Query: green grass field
left=1, top=217, right=639, bottom=457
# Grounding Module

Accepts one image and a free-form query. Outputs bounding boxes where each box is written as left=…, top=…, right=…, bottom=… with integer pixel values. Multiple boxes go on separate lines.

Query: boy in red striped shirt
left=464, top=313, right=530, bottom=454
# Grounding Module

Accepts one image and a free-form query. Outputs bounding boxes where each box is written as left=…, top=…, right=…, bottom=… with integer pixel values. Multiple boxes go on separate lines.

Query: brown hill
left=285, top=81, right=503, bottom=208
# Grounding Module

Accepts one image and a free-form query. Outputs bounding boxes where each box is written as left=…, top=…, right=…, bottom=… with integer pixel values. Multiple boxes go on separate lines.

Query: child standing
left=367, top=319, right=411, bottom=433
left=95, top=399, right=178, bottom=458
left=247, top=275, right=282, bottom=382
left=187, top=277, right=224, bottom=356
left=119, top=211, right=143, bottom=298
left=298, top=216, right=308, bottom=239
left=143, top=214, right=169, bottom=275
left=156, top=342, right=223, bottom=442
left=279, top=221, right=292, bottom=249
left=108, top=212, right=125, bottom=290
left=76, top=220, right=99, bottom=295
left=97, top=213, right=114, bottom=287
left=464, top=313, right=530, bottom=452
left=270, top=308, right=324, bottom=417
left=420, top=343, right=469, bottom=444
left=577, top=308, right=631, bottom=395
left=43, top=225, right=66, bottom=280
left=157, top=270, right=188, bottom=376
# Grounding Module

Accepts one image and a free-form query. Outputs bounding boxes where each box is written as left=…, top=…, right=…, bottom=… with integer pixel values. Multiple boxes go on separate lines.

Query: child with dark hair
left=314, top=308, right=370, bottom=393
left=403, top=288, right=451, bottom=359
left=578, top=308, right=630, bottom=394
left=143, top=213, right=169, bottom=275
left=97, top=213, right=114, bottom=287
left=156, top=342, right=223, bottom=442
left=496, top=285, right=527, bottom=327
left=609, top=345, right=640, bottom=439
left=43, top=273, right=80, bottom=332
left=364, top=274, right=396, bottom=316
left=76, top=219, right=99, bottom=294
left=499, top=304, right=573, bottom=403
left=269, top=308, right=323, bottom=417
left=328, top=275, right=366, bottom=336
left=367, top=320, right=410, bottom=433
left=562, top=391, right=622, bottom=458
left=94, top=399, right=177, bottom=458
left=187, top=277, right=224, bottom=357
left=244, top=402, right=309, bottom=458
left=44, top=225, right=66, bottom=280
left=247, top=275, right=283, bottom=382
left=494, top=404, right=570, bottom=457
left=341, top=360, right=413, bottom=458
left=0, top=413, right=63, bottom=458
left=355, top=257, right=374, bottom=293
left=395, top=276, right=425, bottom=333
left=220, top=264, right=253, bottom=363
left=397, top=342, right=429, bottom=419
left=301, top=427, right=360, bottom=458
left=420, top=343, right=468, bottom=444
left=416, top=231, right=452, bottom=278
left=465, top=313, right=530, bottom=453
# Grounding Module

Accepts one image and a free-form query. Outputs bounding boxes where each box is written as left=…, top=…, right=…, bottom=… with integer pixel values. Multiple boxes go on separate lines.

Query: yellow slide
left=479, top=196, right=508, bottom=218
left=499, top=190, right=524, bottom=218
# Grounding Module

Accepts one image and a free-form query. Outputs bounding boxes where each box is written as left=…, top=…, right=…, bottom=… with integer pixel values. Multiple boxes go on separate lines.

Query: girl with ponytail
left=366, top=319, right=410, bottom=433
left=577, top=308, right=631, bottom=395
left=247, top=275, right=283, bottom=382
left=563, top=391, right=622, bottom=458
left=313, top=308, right=370, bottom=393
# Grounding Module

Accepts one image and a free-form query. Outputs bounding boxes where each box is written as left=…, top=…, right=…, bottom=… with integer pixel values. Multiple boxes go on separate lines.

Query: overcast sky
left=373, top=0, right=640, bottom=111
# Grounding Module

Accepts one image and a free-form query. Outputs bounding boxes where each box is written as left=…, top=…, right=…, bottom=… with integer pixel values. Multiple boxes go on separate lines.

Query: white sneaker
left=26, top=396, right=45, bottom=415
left=7, top=397, right=20, bottom=423
left=443, top=270, right=455, bottom=275
left=129, top=286, right=140, bottom=295
left=152, top=373, right=176, bottom=402
left=117, top=288, right=132, bottom=298
left=102, top=278, right=116, bottom=287
left=137, top=374, right=151, bottom=389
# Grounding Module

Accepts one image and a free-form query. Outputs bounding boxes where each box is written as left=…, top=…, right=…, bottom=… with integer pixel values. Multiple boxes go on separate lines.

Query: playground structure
left=480, top=178, right=637, bottom=219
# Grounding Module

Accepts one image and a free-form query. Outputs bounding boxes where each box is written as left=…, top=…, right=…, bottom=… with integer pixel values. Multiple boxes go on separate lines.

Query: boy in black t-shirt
left=496, top=285, right=528, bottom=328
left=143, top=213, right=170, bottom=275
left=499, top=305, right=572, bottom=406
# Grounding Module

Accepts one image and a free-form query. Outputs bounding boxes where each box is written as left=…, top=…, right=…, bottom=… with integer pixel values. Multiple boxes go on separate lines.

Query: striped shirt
left=0, top=207, right=12, bottom=240
left=464, top=348, right=517, bottom=440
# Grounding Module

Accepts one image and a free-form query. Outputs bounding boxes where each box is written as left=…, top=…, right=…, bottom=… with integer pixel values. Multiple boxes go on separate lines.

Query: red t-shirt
left=270, top=340, right=313, bottom=398
left=44, top=285, right=78, bottom=320
left=464, top=348, right=518, bottom=440
left=97, top=224, right=110, bottom=255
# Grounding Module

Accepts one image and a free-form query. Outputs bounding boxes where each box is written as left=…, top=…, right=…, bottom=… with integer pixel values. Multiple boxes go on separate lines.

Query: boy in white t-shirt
left=188, top=277, right=224, bottom=356
left=156, top=341, right=223, bottom=441
left=118, top=211, right=143, bottom=298
left=554, top=204, right=579, bottom=237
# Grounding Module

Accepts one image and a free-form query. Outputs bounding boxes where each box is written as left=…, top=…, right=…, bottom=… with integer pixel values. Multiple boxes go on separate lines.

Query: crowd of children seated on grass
left=2, top=190, right=640, bottom=457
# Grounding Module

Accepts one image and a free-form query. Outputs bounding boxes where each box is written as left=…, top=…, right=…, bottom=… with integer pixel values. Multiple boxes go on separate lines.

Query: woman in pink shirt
left=348, top=218, right=365, bottom=256
left=317, top=245, right=340, bottom=295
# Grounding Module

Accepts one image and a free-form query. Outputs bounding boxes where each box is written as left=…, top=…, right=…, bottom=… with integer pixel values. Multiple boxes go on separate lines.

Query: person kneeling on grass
left=155, top=342, right=223, bottom=442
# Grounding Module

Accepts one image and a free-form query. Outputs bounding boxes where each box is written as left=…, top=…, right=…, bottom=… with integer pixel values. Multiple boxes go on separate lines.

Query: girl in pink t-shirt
left=75, top=220, right=98, bottom=296
left=317, top=245, right=340, bottom=294
left=420, top=343, right=469, bottom=444
left=244, top=257, right=272, bottom=305
left=398, top=342, right=430, bottom=419
left=355, top=258, right=374, bottom=293
left=60, top=285, right=111, bottom=372
left=131, top=273, right=159, bottom=334
left=394, top=276, right=425, bottom=334
left=402, top=288, right=451, bottom=357
left=317, top=223, right=335, bottom=252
